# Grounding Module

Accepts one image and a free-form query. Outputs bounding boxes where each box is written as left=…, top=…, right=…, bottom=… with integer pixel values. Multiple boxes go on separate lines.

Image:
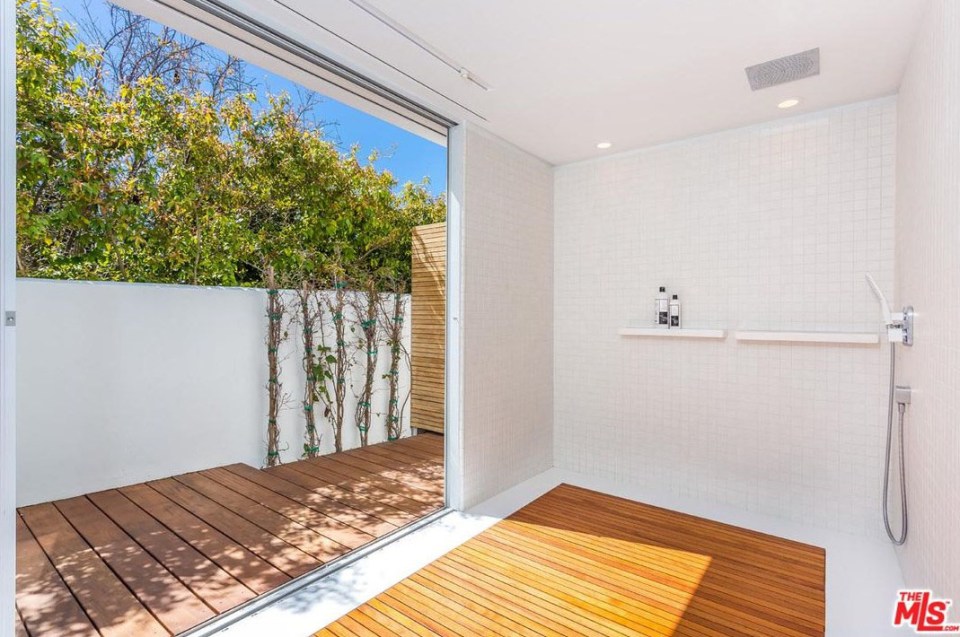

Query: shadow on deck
left=15, top=433, right=444, bottom=637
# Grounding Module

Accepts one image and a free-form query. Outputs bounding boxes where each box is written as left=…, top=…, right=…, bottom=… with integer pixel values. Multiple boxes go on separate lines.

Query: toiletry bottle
left=669, top=294, right=681, bottom=328
left=656, top=287, right=669, bottom=327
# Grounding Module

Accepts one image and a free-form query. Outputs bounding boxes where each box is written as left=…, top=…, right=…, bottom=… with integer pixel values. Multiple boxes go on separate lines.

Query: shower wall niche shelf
left=619, top=327, right=726, bottom=339
left=734, top=330, right=879, bottom=345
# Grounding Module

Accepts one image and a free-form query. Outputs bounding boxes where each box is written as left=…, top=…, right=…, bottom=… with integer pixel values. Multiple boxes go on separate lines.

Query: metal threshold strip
left=179, top=506, right=453, bottom=637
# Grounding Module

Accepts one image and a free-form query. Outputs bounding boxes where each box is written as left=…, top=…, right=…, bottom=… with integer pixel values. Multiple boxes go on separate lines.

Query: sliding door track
left=180, top=506, right=452, bottom=636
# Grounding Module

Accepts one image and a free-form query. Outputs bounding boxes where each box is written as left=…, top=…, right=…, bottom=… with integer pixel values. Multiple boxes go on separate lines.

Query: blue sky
left=55, top=0, right=447, bottom=196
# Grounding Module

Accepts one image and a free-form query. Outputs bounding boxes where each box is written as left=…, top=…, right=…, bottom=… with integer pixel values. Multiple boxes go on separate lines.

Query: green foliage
left=15, top=0, right=445, bottom=291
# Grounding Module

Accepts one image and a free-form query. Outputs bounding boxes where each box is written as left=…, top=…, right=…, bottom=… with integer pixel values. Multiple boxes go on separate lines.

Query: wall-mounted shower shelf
left=619, top=327, right=726, bottom=339
left=734, top=330, right=879, bottom=345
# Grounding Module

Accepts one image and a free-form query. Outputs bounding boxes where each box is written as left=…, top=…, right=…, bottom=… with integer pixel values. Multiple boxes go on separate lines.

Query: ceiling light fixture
left=778, top=98, right=801, bottom=109
left=596, top=142, right=613, bottom=149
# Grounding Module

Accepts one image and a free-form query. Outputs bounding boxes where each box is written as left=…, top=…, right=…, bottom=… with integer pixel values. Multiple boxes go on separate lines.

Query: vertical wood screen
left=410, top=222, right=446, bottom=434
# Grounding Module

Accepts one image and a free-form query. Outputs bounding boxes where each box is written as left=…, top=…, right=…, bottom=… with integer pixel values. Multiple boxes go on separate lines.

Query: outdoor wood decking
left=319, top=483, right=826, bottom=637
left=15, top=433, right=444, bottom=637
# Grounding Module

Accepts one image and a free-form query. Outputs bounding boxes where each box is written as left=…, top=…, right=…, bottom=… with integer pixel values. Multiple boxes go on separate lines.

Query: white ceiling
left=229, top=0, right=928, bottom=165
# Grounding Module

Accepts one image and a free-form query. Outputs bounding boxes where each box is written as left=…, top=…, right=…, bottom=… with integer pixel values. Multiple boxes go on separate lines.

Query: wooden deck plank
left=439, top=549, right=633, bottom=637
left=223, top=464, right=397, bottom=537
left=454, top=539, right=679, bottom=635
left=322, top=453, right=444, bottom=498
left=147, top=477, right=320, bottom=578
left=86, top=489, right=256, bottom=614
left=405, top=572, right=545, bottom=637
left=414, top=564, right=565, bottom=637
left=377, top=589, right=464, bottom=636
left=365, top=599, right=436, bottom=637
left=18, top=503, right=168, bottom=637
left=340, top=605, right=406, bottom=637
left=266, top=465, right=417, bottom=528
left=403, top=433, right=444, bottom=451
left=119, top=483, right=289, bottom=595
left=383, top=439, right=443, bottom=461
left=16, top=436, right=444, bottom=637
left=306, top=455, right=442, bottom=507
left=476, top=523, right=808, bottom=637
left=319, top=484, right=825, bottom=637
left=538, top=488, right=825, bottom=587
left=353, top=604, right=432, bottom=637
left=478, top=526, right=700, bottom=626
left=53, top=496, right=214, bottom=634
left=14, top=608, right=29, bottom=637
left=332, top=614, right=379, bottom=637
left=176, top=471, right=352, bottom=562
left=283, top=460, right=439, bottom=516
left=360, top=446, right=442, bottom=471
left=428, top=555, right=629, bottom=637
left=387, top=583, right=491, bottom=635
left=354, top=444, right=443, bottom=473
left=202, top=467, right=376, bottom=550
left=401, top=439, right=445, bottom=459
left=340, top=439, right=443, bottom=467
left=508, top=500, right=825, bottom=621
left=15, top=515, right=98, bottom=637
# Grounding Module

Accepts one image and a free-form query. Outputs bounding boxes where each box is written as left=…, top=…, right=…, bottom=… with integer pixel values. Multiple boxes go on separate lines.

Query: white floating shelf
left=619, top=327, right=726, bottom=339
left=734, top=330, right=879, bottom=345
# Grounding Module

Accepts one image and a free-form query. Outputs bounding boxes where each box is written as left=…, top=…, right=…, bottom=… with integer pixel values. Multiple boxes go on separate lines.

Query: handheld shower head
left=866, top=274, right=913, bottom=346
left=865, top=273, right=892, bottom=321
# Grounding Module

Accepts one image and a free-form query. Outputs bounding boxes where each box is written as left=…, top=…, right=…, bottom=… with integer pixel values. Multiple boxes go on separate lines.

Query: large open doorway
left=9, top=1, right=454, bottom=634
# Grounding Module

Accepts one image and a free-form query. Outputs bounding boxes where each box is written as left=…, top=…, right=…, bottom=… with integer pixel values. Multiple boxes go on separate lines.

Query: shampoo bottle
left=669, top=294, right=681, bottom=328
left=655, top=287, right=669, bottom=327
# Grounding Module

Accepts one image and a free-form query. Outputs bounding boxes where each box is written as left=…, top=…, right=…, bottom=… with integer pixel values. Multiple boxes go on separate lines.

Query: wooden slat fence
left=410, top=222, right=446, bottom=434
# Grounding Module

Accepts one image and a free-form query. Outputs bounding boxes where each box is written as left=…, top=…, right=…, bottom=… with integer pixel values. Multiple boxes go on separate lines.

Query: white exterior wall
left=16, top=278, right=411, bottom=506
left=894, top=0, right=960, bottom=602
left=554, top=98, right=897, bottom=538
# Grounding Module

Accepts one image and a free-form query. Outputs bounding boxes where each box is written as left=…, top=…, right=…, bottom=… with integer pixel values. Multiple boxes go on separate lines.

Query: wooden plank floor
left=15, top=433, right=444, bottom=637
left=319, top=483, right=826, bottom=637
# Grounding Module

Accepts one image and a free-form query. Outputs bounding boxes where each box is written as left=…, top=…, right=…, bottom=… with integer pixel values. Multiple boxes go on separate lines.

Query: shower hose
left=883, top=343, right=908, bottom=545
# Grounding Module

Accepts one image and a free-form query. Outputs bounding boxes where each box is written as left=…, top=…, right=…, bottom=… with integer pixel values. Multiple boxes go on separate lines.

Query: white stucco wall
left=16, top=278, right=411, bottom=506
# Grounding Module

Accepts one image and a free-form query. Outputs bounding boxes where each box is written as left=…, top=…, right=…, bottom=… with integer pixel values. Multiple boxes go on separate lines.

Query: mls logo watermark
left=894, top=590, right=960, bottom=632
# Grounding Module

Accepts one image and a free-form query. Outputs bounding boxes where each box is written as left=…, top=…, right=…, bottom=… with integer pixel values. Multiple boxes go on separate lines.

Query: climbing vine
left=320, top=273, right=353, bottom=452
left=351, top=279, right=380, bottom=447
left=380, top=291, right=408, bottom=441
left=264, top=266, right=288, bottom=467
left=297, top=282, right=322, bottom=458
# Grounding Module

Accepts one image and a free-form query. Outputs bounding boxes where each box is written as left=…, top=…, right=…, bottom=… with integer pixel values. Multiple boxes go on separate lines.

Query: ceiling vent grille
left=745, top=48, right=820, bottom=91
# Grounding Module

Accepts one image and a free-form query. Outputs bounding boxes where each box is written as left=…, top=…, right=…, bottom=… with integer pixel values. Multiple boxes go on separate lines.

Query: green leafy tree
left=16, top=0, right=445, bottom=288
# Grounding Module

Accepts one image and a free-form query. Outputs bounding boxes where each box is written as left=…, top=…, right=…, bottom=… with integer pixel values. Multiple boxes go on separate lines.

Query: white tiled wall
left=554, top=98, right=897, bottom=537
left=895, top=0, right=960, bottom=601
left=461, top=124, right=554, bottom=509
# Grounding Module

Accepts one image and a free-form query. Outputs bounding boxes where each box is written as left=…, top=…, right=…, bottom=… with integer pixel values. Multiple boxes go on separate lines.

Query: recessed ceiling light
left=778, top=98, right=801, bottom=109
left=596, top=142, right=612, bottom=149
